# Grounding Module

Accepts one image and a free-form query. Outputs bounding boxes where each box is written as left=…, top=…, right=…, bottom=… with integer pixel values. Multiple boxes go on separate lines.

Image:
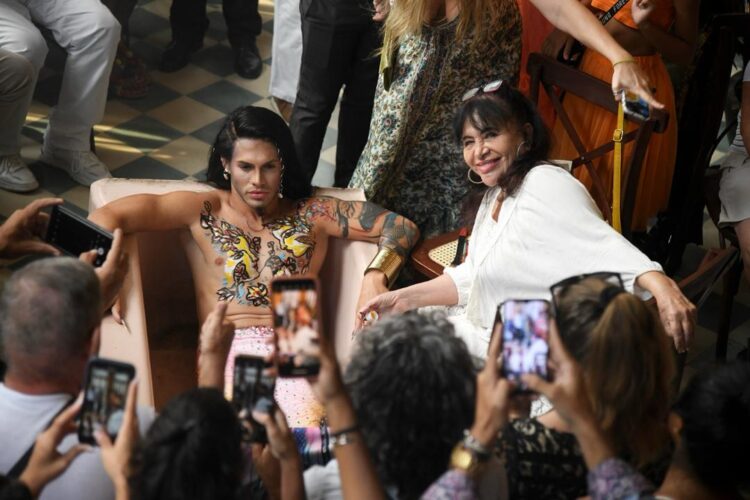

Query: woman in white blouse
left=359, top=81, right=695, bottom=358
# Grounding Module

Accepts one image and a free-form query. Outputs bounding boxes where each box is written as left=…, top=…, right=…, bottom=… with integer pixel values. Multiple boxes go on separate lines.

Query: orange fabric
left=549, top=49, right=677, bottom=231
left=590, top=0, right=674, bottom=31
left=516, top=0, right=556, bottom=128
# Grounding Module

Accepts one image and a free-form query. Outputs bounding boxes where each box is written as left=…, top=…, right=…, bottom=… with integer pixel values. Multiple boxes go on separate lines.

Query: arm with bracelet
left=306, top=197, right=420, bottom=319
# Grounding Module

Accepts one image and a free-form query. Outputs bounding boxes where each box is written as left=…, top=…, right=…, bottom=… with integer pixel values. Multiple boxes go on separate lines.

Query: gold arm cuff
left=365, top=248, right=403, bottom=288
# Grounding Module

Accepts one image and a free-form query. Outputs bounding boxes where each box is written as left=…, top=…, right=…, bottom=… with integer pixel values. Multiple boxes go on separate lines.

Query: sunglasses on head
left=549, top=272, right=625, bottom=317
left=461, top=79, right=509, bottom=102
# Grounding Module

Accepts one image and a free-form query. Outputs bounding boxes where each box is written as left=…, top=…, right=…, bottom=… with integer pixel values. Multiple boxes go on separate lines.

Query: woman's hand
left=197, top=301, right=236, bottom=389
left=355, top=290, right=412, bottom=329
left=252, top=407, right=299, bottom=463
left=470, top=326, right=513, bottom=448
left=637, top=271, right=696, bottom=353
left=96, top=381, right=139, bottom=499
left=611, top=61, right=664, bottom=109
left=631, top=0, right=655, bottom=27
left=19, top=396, right=89, bottom=498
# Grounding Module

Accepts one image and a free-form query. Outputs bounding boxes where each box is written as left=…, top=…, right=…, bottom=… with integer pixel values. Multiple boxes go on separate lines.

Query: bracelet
left=365, top=248, right=403, bottom=288
left=462, top=430, right=492, bottom=461
left=330, top=425, right=360, bottom=448
left=612, top=57, right=636, bottom=67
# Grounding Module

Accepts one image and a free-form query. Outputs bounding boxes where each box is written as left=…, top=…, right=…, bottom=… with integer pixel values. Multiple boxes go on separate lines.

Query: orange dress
left=516, top=0, right=556, bottom=128
left=549, top=0, right=677, bottom=231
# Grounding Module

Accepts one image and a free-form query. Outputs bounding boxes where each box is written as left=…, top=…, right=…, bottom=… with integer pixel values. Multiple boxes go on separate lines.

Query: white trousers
left=269, top=0, right=301, bottom=104
left=0, top=0, right=120, bottom=154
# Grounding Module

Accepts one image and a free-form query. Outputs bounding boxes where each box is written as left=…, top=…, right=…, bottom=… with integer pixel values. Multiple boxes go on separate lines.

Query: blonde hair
left=555, top=278, right=674, bottom=468
left=382, top=0, right=513, bottom=53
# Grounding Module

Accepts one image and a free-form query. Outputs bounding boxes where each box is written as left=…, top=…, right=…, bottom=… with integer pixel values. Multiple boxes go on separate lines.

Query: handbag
left=557, top=0, right=631, bottom=67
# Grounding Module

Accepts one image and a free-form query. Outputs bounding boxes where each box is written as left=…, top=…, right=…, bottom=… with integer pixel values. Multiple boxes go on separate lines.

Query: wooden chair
left=526, top=52, right=669, bottom=241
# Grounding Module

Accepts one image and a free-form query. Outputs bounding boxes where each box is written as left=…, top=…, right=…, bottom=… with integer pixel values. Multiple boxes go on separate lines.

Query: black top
left=300, top=0, right=373, bottom=26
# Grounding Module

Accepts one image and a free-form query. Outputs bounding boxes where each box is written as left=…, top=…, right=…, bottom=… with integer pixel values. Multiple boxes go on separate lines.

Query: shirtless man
left=90, top=106, right=419, bottom=425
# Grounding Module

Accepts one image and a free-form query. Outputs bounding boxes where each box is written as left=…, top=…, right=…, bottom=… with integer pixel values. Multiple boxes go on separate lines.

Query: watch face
left=450, top=444, right=476, bottom=472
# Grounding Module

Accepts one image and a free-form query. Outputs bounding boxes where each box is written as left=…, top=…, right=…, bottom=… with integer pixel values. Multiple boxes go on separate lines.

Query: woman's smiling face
left=461, top=120, right=527, bottom=187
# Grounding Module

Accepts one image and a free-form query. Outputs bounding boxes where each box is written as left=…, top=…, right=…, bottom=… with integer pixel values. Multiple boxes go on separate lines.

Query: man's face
left=223, top=138, right=283, bottom=209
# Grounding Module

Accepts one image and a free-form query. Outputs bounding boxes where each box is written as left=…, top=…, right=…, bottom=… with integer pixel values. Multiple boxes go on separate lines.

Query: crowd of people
left=1, top=0, right=749, bottom=499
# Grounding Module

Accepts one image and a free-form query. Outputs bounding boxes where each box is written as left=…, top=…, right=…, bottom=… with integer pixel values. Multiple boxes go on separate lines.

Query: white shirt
left=0, top=383, right=155, bottom=500
left=443, top=165, right=662, bottom=357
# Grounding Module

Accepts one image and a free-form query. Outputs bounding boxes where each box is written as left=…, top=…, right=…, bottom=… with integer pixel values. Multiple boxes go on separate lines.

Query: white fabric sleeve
left=443, top=257, right=473, bottom=307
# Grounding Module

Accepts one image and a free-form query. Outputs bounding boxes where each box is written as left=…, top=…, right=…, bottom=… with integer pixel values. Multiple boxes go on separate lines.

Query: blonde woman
left=350, top=0, right=663, bottom=239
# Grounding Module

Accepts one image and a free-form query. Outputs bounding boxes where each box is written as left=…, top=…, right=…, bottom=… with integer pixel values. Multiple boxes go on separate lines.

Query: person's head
left=553, top=275, right=674, bottom=467
left=0, top=257, right=101, bottom=392
left=670, top=362, right=750, bottom=495
left=207, top=106, right=312, bottom=207
left=454, top=81, right=550, bottom=192
left=129, top=388, right=244, bottom=500
left=346, top=311, right=475, bottom=499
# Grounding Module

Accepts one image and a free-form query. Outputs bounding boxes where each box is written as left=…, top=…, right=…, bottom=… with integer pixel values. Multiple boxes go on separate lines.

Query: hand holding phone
left=232, top=355, right=276, bottom=443
left=45, top=205, right=113, bottom=267
left=271, top=277, right=322, bottom=377
left=78, top=358, right=136, bottom=445
left=621, top=91, right=650, bottom=121
left=497, top=299, right=551, bottom=392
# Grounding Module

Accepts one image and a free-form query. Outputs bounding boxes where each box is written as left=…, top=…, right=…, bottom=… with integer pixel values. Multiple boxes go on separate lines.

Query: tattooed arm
left=307, top=197, right=420, bottom=262
left=306, top=198, right=420, bottom=324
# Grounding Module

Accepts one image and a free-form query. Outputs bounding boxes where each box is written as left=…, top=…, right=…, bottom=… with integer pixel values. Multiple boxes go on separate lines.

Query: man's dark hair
left=345, top=311, right=476, bottom=499
left=207, top=106, right=313, bottom=200
left=129, top=388, right=243, bottom=500
left=0, top=257, right=101, bottom=382
left=673, top=362, right=750, bottom=493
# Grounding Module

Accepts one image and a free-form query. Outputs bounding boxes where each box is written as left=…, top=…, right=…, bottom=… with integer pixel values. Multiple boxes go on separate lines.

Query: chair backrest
left=89, top=178, right=376, bottom=408
left=526, top=52, right=669, bottom=241
left=662, top=22, right=738, bottom=273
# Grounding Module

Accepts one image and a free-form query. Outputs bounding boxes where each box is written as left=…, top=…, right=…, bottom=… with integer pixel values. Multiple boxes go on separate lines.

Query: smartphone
left=78, top=358, right=135, bottom=445
left=271, top=277, right=322, bottom=377
left=45, top=205, right=113, bottom=267
left=498, top=299, right=551, bottom=392
left=621, top=91, right=650, bottom=121
left=232, top=355, right=275, bottom=443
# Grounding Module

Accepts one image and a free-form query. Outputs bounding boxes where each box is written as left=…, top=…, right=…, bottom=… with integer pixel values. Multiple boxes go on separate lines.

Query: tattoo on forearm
left=380, top=212, right=419, bottom=257
left=358, top=202, right=387, bottom=232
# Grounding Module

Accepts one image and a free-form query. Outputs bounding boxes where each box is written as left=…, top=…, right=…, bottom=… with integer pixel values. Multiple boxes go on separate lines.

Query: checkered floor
left=1, top=0, right=749, bottom=380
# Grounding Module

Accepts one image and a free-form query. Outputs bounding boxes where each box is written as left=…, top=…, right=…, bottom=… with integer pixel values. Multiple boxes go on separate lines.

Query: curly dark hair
left=206, top=106, right=312, bottom=200
left=453, top=86, right=551, bottom=224
left=345, top=311, right=476, bottom=499
left=129, top=388, right=244, bottom=500
left=673, top=362, right=750, bottom=493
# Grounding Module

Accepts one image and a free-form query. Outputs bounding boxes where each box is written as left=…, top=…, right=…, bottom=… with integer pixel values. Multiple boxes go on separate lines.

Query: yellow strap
left=612, top=102, right=624, bottom=233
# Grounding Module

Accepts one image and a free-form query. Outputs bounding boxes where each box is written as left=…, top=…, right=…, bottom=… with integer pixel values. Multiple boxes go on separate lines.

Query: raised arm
left=531, top=0, right=663, bottom=107
left=88, top=191, right=207, bottom=233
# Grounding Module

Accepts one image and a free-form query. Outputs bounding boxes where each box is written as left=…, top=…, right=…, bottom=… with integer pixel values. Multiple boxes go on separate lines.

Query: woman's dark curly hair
left=129, top=388, right=244, bottom=500
left=206, top=106, right=313, bottom=200
left=345, top=311, right=476, bottom=499
left=672, top=362, right=750, bottom=493
left=453, top=86, right=550, bottom=224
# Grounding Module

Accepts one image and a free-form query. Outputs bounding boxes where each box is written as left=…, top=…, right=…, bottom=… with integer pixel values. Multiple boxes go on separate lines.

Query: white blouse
left=442, top=164, right=662, bottom=357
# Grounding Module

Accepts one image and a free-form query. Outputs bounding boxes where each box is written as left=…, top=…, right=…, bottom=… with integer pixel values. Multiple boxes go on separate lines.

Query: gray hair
left=0, top=257, right=101, bottom=377
left=345, top=311, right=476, bottom=498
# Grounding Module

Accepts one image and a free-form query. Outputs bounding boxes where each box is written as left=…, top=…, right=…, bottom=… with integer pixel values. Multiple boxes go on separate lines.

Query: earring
left=467, top=169, right=484, bottom=185
left=516, top=140, right=529, bottom=158
left=278, top=165, right=285, bottom=199
left=223, top=170, right=230, bottom=180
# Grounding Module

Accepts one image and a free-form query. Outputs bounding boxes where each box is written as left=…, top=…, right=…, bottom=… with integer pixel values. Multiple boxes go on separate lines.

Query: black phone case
left=78, top=358, right=135, bottom=445
left=232, top=355, right=275, bottom=444
left=45, top=205, right=113, bottom=266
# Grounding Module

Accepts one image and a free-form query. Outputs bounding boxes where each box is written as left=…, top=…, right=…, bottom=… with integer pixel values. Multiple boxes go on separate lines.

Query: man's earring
left=223, top=170, right=230, bottom=180
left=278, top=166, right=285, bottom=198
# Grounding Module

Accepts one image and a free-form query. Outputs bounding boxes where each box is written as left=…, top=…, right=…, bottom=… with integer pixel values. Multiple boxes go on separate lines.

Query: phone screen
left=271, top=278, right=321, bottom=377
left=232, top=355, right=275, bottom=443
left=499, top=299, right=551, bottom=391
left=78, top=359, right=135, bottom=445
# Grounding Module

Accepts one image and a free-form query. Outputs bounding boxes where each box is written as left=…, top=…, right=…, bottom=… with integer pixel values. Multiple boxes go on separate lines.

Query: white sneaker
left=40, top=146, right=112, bottom=186
left=0, top=154, right=39, bottom=192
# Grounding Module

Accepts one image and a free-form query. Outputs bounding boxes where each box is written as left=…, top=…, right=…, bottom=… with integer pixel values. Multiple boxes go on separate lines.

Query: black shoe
left=159, top=40, right=202, bottom=73
left=234, top=42, right=262, bottom=79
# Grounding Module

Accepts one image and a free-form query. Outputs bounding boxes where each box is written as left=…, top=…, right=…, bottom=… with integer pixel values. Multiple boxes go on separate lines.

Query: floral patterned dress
left=349, top=4, right=522, bottom=238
